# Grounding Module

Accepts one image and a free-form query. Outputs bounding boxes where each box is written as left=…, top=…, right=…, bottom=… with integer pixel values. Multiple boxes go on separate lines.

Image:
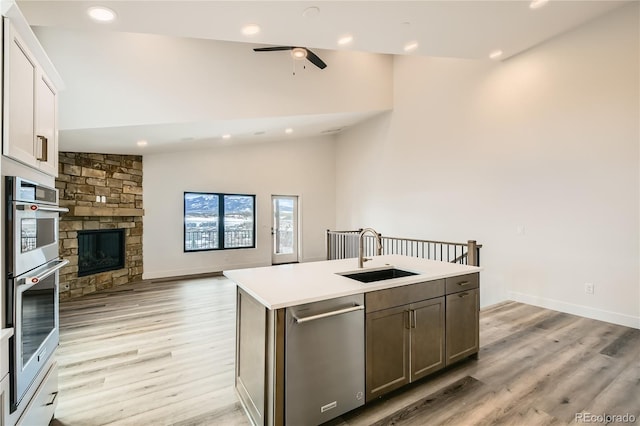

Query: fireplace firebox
left=78, top=229, right=125, bottom=277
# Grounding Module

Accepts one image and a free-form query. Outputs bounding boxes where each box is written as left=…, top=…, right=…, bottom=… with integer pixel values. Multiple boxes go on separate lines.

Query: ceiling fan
left=253, top=46, right=327, bottom=70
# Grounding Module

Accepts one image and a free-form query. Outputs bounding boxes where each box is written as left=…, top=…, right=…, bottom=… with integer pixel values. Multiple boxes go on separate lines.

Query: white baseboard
left=142, top=257, right=331, bottom=280
left=300, top=256, right=329, bottom=263
left=508, top=291, right=640, bottom=329
left=143, top=261, right=270, bottom=280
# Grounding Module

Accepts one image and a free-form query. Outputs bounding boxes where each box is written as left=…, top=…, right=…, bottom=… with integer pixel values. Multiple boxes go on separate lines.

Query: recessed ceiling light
left=529, top=0, right=549, bottom=10
left=489, top=49, right=503, bottom=60
left=136, top=140, right=148, bottom=147
left=87, top=6, right=117, bottom=22
left=285, top=128, right=293, bottom=134
left=338, top=35, right=353, bottom=46
left=302, top=6, right=320, bottom=18
left=403, top=41, right=419, bottom=52
left=241, top=24, right=261, bottom=36
left=222, top=134, right=232, bottom=139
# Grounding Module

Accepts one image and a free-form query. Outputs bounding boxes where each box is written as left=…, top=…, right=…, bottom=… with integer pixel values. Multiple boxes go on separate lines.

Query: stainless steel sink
left=339, top=268, right=419, bottom=283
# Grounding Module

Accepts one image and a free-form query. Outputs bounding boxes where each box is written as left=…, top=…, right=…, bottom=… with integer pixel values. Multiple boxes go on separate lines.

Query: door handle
left=293, top=304, right=364, bottom=324
left=20, top=259, right=70, bottom=290
left=16, top=204, right=69, bottom=213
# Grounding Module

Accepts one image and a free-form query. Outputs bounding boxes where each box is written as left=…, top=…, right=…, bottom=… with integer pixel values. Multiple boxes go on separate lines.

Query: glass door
left=272, top=195, right=298, bottom=264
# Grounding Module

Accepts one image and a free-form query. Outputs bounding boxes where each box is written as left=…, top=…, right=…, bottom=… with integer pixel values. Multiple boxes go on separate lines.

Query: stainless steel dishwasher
left=285, top=294, right=365, bottom=425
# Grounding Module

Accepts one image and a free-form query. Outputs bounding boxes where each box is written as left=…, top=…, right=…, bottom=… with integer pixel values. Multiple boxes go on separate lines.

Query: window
left=184, top=192, right=255, bottom=252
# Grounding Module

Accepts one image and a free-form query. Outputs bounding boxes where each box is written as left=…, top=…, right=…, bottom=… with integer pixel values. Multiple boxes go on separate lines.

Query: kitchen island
left=224, top=255, right=481, bottom=426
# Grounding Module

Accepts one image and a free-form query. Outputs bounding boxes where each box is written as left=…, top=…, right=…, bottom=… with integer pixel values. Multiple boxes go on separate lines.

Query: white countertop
left=1, top=328, right=14, bottom=342
left=223, top=255, right=482, bottom=309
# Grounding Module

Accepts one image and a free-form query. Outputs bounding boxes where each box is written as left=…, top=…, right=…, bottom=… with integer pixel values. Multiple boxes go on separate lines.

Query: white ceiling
left=17, top=0, right=628, bottom=154
left=58, top=110, right=387, bottom=154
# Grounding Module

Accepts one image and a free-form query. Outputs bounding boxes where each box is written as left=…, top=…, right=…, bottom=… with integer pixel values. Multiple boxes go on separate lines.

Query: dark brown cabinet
left=364, top=280, right=446, bottom=401
left=445, top=274, right=480, bottom=366
left=365, top=273, right=480, bottom=401
left=365, top=305, right=410, bottom=400
left=410, top=297, right=445, bottom=380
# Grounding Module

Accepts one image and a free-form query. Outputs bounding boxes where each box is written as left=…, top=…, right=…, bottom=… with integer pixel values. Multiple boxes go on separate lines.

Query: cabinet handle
left=457, top=281, right=470, bottom=287
left=405, top=310, right=411, bottom=329
left=411, top=309, right=417, bottom=328
left=293, top=304, right=364, bottom=323
left=45, top=391, right=59, bottom=406
left=36, top=135, right=48, bottom=161
left=458, top=292, right=470, bottom=298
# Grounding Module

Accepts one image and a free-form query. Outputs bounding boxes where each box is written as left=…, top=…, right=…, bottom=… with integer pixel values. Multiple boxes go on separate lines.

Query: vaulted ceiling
left=18, top=1, right=628, bottom=154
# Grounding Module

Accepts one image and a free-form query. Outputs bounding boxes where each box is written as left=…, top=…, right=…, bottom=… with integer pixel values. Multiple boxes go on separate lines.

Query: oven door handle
left=20, top=259, right=70, bottom=289
left=15, top=204, right=69, bottom=213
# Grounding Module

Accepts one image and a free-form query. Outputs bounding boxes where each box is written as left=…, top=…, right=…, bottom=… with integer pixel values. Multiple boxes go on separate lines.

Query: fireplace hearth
left=78, top=229, right=125, bottom=277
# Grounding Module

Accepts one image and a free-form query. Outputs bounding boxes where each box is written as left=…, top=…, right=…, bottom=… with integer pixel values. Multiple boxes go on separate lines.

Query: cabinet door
left=366, top=305, right=410, bottom=401
left=3, top=20, right=37, bottom=168
left=1, top=374, right=7, bottom=426
left=446, top=288, right=479, bottom=365
left=410, top=297, right=445, bottom=381
left=35, top=74, right=58, bottom=176
left=15, top=362, right=58, bottom=426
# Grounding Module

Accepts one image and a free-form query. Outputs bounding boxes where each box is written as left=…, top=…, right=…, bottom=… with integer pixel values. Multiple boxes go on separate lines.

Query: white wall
left=32, top=27, right=393, bottom=130
left=143, top=135, right=336, bottom=279
left=336, top=4, right=639, bottom=328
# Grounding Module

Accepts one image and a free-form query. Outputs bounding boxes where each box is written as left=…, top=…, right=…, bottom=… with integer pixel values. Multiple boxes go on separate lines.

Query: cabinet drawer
left=445, top=273, right=479, bottom=294
left=16, top=362, right=58, bottom=426
left=366, top=280, right=444, bottom=313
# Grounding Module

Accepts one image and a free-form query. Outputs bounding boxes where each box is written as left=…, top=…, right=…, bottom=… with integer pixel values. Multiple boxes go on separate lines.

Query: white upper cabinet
left=35, top=73, right=58, bottom=176
left=3, top=17, right=59, bottom=177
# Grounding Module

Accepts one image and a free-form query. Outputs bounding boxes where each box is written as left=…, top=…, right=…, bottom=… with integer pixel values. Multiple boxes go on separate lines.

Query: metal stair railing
left=326, top=229, right=481, bottom=266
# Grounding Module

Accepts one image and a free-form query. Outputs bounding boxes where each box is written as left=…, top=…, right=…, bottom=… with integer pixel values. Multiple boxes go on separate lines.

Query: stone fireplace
left=56, top=153, right=143, bottom=300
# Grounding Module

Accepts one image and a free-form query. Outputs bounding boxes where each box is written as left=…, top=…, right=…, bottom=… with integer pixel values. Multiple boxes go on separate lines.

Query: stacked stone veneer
left=56, top=153, right=143, bottom=300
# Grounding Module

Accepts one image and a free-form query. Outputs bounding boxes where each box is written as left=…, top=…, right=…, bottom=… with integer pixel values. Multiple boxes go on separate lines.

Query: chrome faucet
left=358, top=228, right=383, bottom=268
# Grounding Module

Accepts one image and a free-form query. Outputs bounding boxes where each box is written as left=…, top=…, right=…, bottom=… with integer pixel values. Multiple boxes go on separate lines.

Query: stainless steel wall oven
left=5, top=176, right=68, bottom=412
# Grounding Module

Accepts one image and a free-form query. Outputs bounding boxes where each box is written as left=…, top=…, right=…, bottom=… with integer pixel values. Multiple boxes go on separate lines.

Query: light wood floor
left=50, top=277, right=640, bottom=426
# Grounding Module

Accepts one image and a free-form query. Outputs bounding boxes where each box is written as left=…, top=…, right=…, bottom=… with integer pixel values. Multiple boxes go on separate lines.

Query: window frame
left=183, top=191, right=257, bottom=252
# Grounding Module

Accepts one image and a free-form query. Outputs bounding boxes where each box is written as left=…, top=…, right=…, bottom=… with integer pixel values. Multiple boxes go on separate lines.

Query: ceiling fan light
left=291, top=47, right=307, bottom=59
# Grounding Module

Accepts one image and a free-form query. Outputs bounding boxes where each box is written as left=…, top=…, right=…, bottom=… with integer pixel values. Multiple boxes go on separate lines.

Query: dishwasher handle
left=293, top=304, right=364, bottom=324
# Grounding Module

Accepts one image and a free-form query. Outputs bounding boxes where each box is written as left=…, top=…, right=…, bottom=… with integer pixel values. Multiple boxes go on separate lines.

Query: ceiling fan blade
left=304, top=48, right=327, bottom=69
left=253, top=46, right=294, bottom=52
